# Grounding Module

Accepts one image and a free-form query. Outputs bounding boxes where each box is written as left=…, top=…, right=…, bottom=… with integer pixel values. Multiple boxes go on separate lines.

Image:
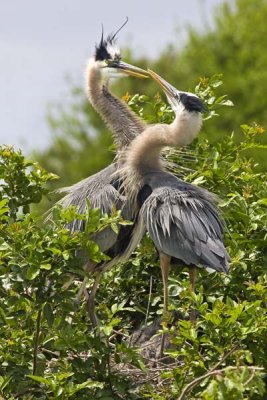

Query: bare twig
left=177, top=366, right=264, bottom=400
left=211, top=344, right=240, bottom=372
left=109, top=329, right=130, bottom=341
left=32, top=308, right=42, bottom=375
left=145, top=275, right=153, bottom=325
left=40, top=348, right=59, bottom=357
left=244, top=368, right=256, bottom=387
left=133, top=336, right=161, bottom=349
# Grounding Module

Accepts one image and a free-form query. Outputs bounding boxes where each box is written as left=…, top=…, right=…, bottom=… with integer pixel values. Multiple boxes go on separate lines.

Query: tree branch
left=210, top=344, right=239, bottom=372
left=32, top=308, right=42, bottom=375
left=177, top=366, right=264, bottom=400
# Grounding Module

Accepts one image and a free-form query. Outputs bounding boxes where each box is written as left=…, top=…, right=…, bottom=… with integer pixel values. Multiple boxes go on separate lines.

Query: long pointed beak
left=148, top=69, right=206, bottom=113
left=107, top=60, right=149, bottom=78
left=148, top=69, right=178, bottom=98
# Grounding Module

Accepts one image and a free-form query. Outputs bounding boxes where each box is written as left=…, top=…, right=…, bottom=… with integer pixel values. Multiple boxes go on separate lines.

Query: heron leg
left=189, top=266, right=197, bottom=324
left=74, top=260, right=97, bottom=305
left=160, top=253, right=171, bottom=315
left=75, top=277, right=88, bottom=305
left=159, top=252, right=171, bottom=358
left=85, top=270, right=102, bottom=328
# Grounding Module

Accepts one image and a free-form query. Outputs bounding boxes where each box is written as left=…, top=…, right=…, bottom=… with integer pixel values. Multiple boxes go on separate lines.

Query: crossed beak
left=106, top=60, right=149, bottom=79
left=147, top=69, right=178, bottom=99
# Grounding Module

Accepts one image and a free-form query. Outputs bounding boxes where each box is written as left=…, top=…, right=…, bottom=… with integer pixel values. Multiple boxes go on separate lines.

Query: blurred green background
left=35, top=0, right=267, bottom=196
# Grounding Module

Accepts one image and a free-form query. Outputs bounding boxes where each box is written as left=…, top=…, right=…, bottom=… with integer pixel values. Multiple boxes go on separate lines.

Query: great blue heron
left=116, top=69, right=230, bottom=323
left=52, top=25, right=149, bottom=325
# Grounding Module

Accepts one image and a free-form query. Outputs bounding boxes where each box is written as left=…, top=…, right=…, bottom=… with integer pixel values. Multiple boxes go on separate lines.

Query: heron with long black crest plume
left=116, top=69, right=230, bottom=327
left=49, top=19, right=149, bottom=326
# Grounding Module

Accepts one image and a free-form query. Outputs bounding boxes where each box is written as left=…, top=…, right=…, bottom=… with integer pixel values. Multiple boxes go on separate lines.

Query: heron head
left=94, top=19, right=148, bottom=79
left=148, top=69, right=205, bottom=113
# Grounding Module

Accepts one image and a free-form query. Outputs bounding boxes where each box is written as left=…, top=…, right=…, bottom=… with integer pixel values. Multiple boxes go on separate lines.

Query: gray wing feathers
left=141, top=188, right=230, bottom=273
left=49, top=163, right=126, bottom=252
left=58, top=184, right=123, bottom=251
left=56, top=164, right=120, bottom=212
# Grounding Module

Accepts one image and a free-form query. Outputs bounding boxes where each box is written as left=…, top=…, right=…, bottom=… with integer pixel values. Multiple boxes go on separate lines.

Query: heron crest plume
left=95, top=17, right=128, bottom=61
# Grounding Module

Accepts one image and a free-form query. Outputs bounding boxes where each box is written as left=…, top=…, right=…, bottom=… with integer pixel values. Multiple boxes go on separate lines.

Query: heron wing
left=50, top=164, right=128, bottom=252
left=57, top=164, right=117, bottom=211
left=141, top=187, right=230, bottom=273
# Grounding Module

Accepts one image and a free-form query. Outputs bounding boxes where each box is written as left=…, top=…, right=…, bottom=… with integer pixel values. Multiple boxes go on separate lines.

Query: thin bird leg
left=160, top=253, right=171, bottom=315
left=159, top=252, right=171, bottom=358
left=189, top=266, right=197, bottom=324
left=85, top=270, right=102, bottom=328
left=75, top=277, right=88, bottom=305
left=74, top=260, right=97, bottom=305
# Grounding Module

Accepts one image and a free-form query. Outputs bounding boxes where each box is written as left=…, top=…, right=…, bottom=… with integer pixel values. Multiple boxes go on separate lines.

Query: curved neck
left=171, top=107, right=203, bottom=147
left=124, top=109, right=202, bottom=178
left=124, top=124, right=171, bottom=177
left=85, top=58, right=146, bottom=151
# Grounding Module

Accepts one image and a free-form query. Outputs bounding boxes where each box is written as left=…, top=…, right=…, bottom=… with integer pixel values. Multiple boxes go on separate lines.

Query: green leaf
left=257, top=198, right=267, bottom=207
left=27, top=375, right=50, bottom=385
left=40, top=263, right=51, bottom=270
left=26, top=265, right=40, bottom=280
left=0, top=198, right=8, bottom=208
left=111, top=222, right=118, bottom=234
left=43, top=303, right=54, bottom=327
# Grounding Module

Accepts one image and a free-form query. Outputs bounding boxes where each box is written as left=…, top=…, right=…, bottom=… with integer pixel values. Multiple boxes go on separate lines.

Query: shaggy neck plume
left=85, top=58, right=105, bottom=106
left=85, top=58, right=145, bottom=152
left=118, top=109, right=202, bottom=200
left=124, top=108, right=202, bottom=177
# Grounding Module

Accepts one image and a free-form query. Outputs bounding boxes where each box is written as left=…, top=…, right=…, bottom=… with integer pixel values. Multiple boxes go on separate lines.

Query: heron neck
left=125, top=124, right=172, bottom=176
left=171, top=108, right=202, bottom=147
left=85, top=58, right=145, bottom=151
left=124, top=109, right=202, bottom=176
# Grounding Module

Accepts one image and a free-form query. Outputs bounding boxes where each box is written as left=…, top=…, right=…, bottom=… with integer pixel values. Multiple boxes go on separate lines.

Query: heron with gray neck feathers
left=48, top=24, right=149, bottom=326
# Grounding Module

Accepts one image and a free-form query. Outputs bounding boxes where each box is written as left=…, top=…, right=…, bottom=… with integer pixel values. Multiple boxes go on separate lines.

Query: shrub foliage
left=0, top=78, right=266, bottom=399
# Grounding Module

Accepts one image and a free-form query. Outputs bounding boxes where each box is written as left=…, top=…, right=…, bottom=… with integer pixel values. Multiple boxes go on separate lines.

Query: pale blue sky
left=0, top=0, right=226, bottom=153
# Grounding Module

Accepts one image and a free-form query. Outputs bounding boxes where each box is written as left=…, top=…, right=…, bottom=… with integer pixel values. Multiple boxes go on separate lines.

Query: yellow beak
left=147, top=69, right=175, bottom=97
left=107, top=60, right=149, bottom=79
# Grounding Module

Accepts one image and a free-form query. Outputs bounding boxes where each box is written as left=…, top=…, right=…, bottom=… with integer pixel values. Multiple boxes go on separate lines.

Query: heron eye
left=105, top=59, right=114, bottom=67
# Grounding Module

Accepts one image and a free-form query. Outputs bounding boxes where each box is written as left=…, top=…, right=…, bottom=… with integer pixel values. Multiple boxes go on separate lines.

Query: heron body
left=50, top=29, right=230, bottom=329
left=137, top=171, right=229, bottom=273
left=51, top=29, right=149, bottom=325
left=57, top=33, right=147, bottom=261
left=116, top=70, right=230, bottom=321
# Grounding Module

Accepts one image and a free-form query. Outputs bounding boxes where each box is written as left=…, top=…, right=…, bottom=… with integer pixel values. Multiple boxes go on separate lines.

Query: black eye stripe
left=114, top=53, right=121, bottom=61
